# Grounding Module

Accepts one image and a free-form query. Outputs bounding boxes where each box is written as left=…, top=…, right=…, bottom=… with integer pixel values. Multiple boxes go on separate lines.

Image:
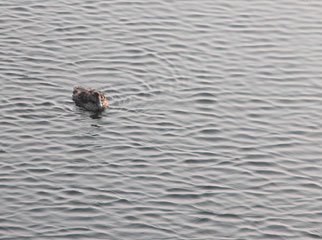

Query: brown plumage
left=72, top=86, right=107, bottom=111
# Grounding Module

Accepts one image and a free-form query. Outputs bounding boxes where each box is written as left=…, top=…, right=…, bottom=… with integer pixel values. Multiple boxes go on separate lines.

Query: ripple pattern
left=1, top=0, right=322, bottom=239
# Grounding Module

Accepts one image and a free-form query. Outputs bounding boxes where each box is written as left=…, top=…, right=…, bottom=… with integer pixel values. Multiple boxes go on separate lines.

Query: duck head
left=91, top=90, right=107, bottom=111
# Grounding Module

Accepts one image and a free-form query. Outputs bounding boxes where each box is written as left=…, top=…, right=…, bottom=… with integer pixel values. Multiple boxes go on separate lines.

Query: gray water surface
left=1, top=0, right=322, bottom=239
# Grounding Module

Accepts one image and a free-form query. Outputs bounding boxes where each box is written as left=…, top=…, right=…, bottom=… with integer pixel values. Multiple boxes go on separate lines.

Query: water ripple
left=1, top=0, right=322, bottom=239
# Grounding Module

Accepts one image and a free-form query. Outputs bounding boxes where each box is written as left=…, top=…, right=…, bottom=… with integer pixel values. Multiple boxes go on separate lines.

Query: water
left=1, top=0, right=322, bottom=239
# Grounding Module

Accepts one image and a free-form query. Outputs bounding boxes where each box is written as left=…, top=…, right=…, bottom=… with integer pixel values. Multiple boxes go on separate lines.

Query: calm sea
left=1, top=0, right=322, bottom=239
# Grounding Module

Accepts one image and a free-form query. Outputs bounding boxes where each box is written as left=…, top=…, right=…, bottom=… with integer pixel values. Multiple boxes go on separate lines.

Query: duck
left=72, top=86, right=107, bottom=111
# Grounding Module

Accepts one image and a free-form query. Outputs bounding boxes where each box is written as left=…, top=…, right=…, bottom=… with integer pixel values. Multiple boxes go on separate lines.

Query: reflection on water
left=1, top=0, right=322, bottom=239
left=90, top=112, right=103, bottom=120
